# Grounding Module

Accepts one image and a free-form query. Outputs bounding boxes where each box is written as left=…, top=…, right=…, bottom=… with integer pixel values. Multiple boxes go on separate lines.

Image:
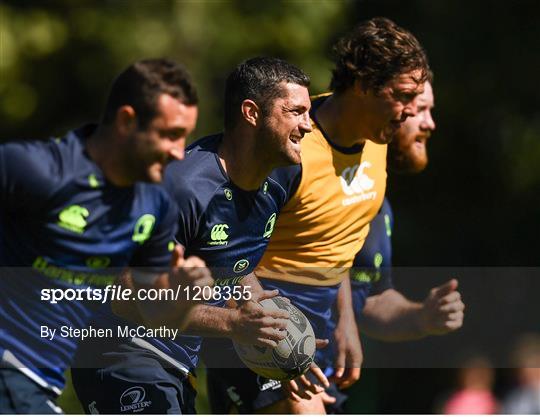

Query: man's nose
left=421, top=110, right=436, bottom=131
left=299, top=113, right=312, bottom=134
left=169, top=141, right=185, bottom=161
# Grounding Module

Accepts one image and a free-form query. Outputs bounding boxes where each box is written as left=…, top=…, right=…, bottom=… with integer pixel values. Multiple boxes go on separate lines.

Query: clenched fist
left=419, top=279, right=465, bottom=335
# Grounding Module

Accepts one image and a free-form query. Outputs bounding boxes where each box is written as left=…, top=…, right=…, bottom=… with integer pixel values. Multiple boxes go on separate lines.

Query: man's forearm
left=239, top=272, right=264, bottom=301
left=182, top=304, right=237, bottom=337
left=113, top=271, right=194, bottom=332
left=336, top=276, right=356, bottom=321
left=332, top=276, right=363, bottom=384
left=182, top=273, right=262, bottom=337
left=359, top=289, right=426, bottom=341
left=116, top=264, right=214, bottom=333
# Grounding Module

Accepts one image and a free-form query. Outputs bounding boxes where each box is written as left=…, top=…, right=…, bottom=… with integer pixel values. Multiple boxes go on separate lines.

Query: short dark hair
left=102, top=58, right=198, bottom=128
left=330, top=17, right=431, bottom=94
left=224, top=57, right=310, bottom=130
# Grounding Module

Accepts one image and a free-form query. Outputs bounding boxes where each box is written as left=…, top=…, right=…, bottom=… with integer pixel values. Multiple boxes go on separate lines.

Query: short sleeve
left=163, top=161, right=203, bottom=249
left=351, top=198, right=395, bottom=295
left=373, top=199, right=394, bottom=293
left=269, top=164, right=302, bottom=205
left=0, top=140, right=57, bottom=212
left=368, top=269, right=393, bottom=294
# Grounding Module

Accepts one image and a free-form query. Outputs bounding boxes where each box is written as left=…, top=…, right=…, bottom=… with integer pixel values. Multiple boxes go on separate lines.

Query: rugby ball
left=233, top=296, right=316, bottom=380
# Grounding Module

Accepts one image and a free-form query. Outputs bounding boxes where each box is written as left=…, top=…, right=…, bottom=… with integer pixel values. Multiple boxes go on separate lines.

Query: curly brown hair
left=330, top=17, right=431, bottom=94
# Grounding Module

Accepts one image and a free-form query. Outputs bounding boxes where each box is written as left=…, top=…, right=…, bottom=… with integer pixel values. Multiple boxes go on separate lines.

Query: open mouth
left=289, top=136, right=302, bottom=145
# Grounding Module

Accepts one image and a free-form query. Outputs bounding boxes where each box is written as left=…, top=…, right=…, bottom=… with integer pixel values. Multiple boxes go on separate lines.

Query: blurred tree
left=0, top=0, right=347, bottom=139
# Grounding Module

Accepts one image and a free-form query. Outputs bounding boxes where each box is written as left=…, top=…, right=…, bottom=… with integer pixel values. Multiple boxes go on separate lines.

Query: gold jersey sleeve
left=256, top=121, right=387, bottom=286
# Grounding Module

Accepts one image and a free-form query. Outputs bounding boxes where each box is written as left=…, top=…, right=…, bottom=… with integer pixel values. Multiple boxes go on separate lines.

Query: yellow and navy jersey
left=256, top=94, right=388, bottom=286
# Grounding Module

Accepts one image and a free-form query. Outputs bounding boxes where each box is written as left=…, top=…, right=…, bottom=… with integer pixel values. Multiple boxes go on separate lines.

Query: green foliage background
left=0, top=0, right=346, bottom=139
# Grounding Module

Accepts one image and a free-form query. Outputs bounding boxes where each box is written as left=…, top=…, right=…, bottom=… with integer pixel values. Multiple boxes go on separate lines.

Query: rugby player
left=206, top=17, right=431, bottom=414
left=322, top=81, right=465, bottom=412
left=0, top=59, right=212, bottom=413
left=351, top=81, right=464, bottom=342
left=71, top=57, right=321, bottom=414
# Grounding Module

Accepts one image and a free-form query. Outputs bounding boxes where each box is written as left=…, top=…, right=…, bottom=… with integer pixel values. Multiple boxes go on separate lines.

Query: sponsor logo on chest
left=208, top=224, right=229, bottom=246
left=339, top=161, right=377, bottom=206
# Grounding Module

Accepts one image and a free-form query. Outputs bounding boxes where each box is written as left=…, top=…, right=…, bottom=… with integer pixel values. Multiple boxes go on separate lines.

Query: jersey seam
left=266, top=176, right=288, bottom=206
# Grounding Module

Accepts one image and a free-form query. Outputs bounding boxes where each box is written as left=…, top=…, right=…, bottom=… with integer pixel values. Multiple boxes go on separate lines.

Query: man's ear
left=240, top=99, right=260, bottom=127
left=115, top=105, right=138, bottom=136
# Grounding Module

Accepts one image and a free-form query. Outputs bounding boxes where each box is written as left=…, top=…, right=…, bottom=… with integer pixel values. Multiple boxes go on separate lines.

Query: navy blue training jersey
left=0, top=126, right=177, bottom=392
left=350, top=197, right=394, bottom=317
left=320, top=198, right=394, bottom=370
left=128, top=134, right=291, bottom=372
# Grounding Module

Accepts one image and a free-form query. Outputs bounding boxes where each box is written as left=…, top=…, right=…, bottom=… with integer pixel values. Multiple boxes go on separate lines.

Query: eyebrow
left=161, top=127, right=187, bottom=136
left=395, top=85, right=422, bottom=93
left=283, top=104, right=309, bottom=112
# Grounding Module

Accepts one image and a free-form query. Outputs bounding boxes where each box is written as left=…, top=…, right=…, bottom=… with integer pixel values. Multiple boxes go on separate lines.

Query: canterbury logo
left=57, top=205, right=89, bottom=234
left=208, top=224, right=229, bottom=246
left=340, top=162, right=374, bottom=195
left=340, top=162, right=377, bottom=206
